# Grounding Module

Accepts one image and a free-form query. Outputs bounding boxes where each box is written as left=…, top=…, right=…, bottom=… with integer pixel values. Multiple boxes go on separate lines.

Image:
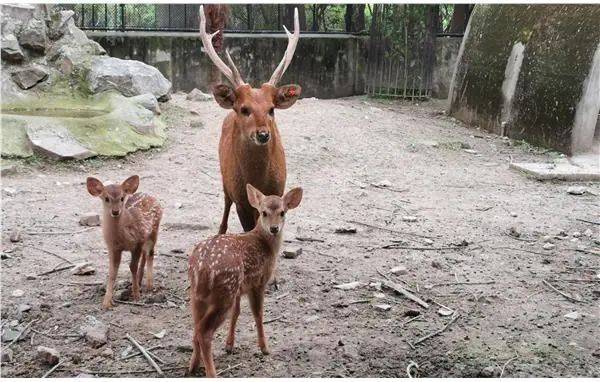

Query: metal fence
left=58, top=4, right=358, bottom=33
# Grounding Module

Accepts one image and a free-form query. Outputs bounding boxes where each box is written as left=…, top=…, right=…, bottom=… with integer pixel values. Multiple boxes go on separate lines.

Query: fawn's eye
left=241, top=106, right=250, bottom=116
left=262, top=211, right=267, bottom=217
left=120, top=197, right=124, bottom=202
left=104, top=197, right=109, bottom=202
left=269, top=107, right=274, bottom=116
left=280, top=211, right=285, bottom=217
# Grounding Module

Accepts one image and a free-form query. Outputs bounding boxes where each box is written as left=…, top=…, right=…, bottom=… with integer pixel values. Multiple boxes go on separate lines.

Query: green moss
left=0, top=117, right=33, bottom=157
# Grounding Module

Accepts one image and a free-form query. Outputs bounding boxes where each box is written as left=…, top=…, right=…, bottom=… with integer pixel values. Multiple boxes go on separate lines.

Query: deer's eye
left=262, top=211, right=267, bottom=217
left=269, top=107, right=274, bottom=116
left=120, top=197, right=124, bottom=202
left=104, top=197, right=109, bottom=202
left=241, top=106, right=250, bottom=116
left=280, top=211, right=285, bottom=217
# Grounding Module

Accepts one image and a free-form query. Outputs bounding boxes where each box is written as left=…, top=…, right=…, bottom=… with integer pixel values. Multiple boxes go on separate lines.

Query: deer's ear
left=283, top=187, right=303, bottom=210
left=86, top=177, right=104, bottom=197
left=121, top=175, right=139, bottom=195
left=212, top=84, right=236, bottom=109
left=274, top=84, right=301, bottom=109
left=246, top=183, right=265, bottom=210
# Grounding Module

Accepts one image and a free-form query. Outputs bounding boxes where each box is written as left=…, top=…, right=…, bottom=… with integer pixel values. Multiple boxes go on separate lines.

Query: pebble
left=282, top=247, right=302, bottom=259
left=567, top=186, right=586, bottom=195
left=72, top=262, right=96, bottom=276
left=82, top=316, right=108, bottom=348
left=1, top=348, right=14, bottom=363
left=334, top=226, right=357, bottom=234
left=542, top=243, right=555, bottom=250
left=480, top=366, right=497, bottom=377
left=76, top=373, right=95, bottom=378
left=11, top=289, right=24, bottom=297
left=305, top=315, right=319, bottom=323
left=572, top=231, right=582, bottom=238
left=542, top=235, right=553, bottom=243
left=26, top=274, right=37, bottom=280
left=463, top=149, right=479, bottom=154
left=584, top=229, right=593, bottom=237
left=174, top=202, right=183, bottom=209
left=423, top=238, right=434, bottom=246
left=79, top=213, right=100, bottom=227
left=37, top=346, right=60, bottom=365
left=401, top=216, right=418, bottom=223
left=9, top=230, right=22, bottom=243
left=101, top=348, right=114, bottom=357
left=510, top=212, right=518, bottom=217
left=431, top=260, right=442, bottom=269
left=3, top=187, right=17, bottom=197
left=373, top=304, right=392, bottom=312
left=373, top=292, right=386, bottom=299
left=564, top=311, right=580, bottom=320
left=334, top=281, right=362, bottom=290
left=17, top=304, right=31, bottom=313
left=1, top=165, right=17, bottom=177
left=390, top=265, right=407, bottom=275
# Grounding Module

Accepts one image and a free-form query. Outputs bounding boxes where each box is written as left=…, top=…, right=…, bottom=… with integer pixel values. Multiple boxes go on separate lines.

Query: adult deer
left=198, top=5, right=301, bottom=235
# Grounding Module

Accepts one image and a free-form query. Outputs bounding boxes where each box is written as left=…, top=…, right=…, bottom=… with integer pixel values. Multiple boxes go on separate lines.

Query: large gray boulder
left=11, top=64, right=48, bottom=89
left=88, top=56, right=172, bottom=100
left=1, top=34, right=24, bottom=62
left=18, top=17, right=47, bottom=53
left=27, top=122, right=95, bottom=160
left=47, top=10, right=74, bottom=40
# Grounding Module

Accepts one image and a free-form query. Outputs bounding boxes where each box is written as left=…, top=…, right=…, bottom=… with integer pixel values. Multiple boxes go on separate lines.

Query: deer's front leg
left=103, top=249, right=122, bottom=309
left=248, top=286, right=269, bottom=355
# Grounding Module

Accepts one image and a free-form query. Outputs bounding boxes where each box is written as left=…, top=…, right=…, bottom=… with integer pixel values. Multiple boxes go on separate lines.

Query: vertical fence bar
left=120, top=4, right=125, bottom=31
left=104, top=4, right=107, bottom=29
left=81, top=4, right=85, bottom=28
left=184, top=4, right=187, bottom=30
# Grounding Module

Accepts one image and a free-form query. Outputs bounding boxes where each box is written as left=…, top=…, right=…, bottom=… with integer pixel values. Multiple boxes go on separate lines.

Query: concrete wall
left=432, top=37, right=461, bottom=99
left=448, top=5, right=600, bottom=155
left=87, top=31, right=367, bottom=99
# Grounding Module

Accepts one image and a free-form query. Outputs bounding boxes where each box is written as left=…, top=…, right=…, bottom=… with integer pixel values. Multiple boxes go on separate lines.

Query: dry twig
left=126, top=333, right=164, bottom=376
left=378, top=279, right=429, bottom=309
left=5, top=319, right=37, bottom=349
left=411, top=313, right=460, bottom=347
left=42, top=360, right=65, bottom=378
left=542, top=279, right=583, bottom=302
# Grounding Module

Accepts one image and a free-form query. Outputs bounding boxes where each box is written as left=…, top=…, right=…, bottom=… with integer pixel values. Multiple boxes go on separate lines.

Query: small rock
left=463, top=149, right=479, bottom=155
left=373, top=304, right=391, bottom=312
left=422, top=140, right=439, bottom=147
left=542, top=235, right=553, bottom=243
left=101, top=347, right=114, bottom=357
left=12, top=289, right=24, bottom=297
left=150, top=329, right=166, bottom=339
left=171, top=248, right=185, bottom=254
left=567, top=186, right=586, bottom=195
left=480, top=366, right=497, bottom=377
left=401, top=216, right=418, bottom=223
left=510, top=212, right=518, bottom=217
left=144, top=293, right=167, bottom=304
left=460, top=142, right=472, bottom=149
left=304, top=315, right=319, bottom=323
left=390, top=265, right=407, bottom=275
left=3, top=187, right=17, bottom=196
left=176, top=344, right=193, bottom=353
left=189, top=120, right=204, bottom=129
left=121, top=345, right=133, bottom=358
left=369, top=281, right=382, bottom=291
left=282, top=247, right=302, bottom=259
left=572, top=231, right=582, bottom=238
left=186, top=88, right=212, bottom=102
left=76, top=373, right=95, bottom=378
left=82, top=316, right=108, bottom=348
left=130, top=93, right=161, bottom=115
left=1, top=327, right=21, bottom=343
left=1, top=164, right=18, bottom=176
left=373, top=292, right=386, bottom=299
left=1, top=34, right=24, bottom=63
left=9, top=229, right=22, bottom=243
left=508, top=226, right=521, bottom=238
left=404, top=309, right=421, bottom=317
left=431, top=260, right=442, bottom=269
left=542, top=243, right=555, bottom=250
left=584, top=229, right=593, bottom=237
left=79, top=213, right=101, bottom=227
left=333, top=281, right=362, bottom=290
left=334, top=226, right=357, bottom=234
left=174, top=202, right=183, bottom=209
left=423, top=238, right=434, bottom=246
left=438, top=307, right=454, bottom=316
left=18, top=304, right=31, bottom=313
left=1, top=348, right=14, bottom=363
left=1, top=253, right=12, bottom=260
left=26, top=274, right=37, bottom=280
left=72, top=262, right=96, bottom=276
left=37, top=346, right=60, bottom=365
left=564, top=311, right=580, bottom=320
left=372, top=179, right=392, bottom=188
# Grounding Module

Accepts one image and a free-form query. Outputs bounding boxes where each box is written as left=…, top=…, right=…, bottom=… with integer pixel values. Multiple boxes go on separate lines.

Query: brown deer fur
left=86, top=175, right=163, bottom=309
left=187, top=184, right=303, bottom=377
left=215, top=83, right=301, bottom=234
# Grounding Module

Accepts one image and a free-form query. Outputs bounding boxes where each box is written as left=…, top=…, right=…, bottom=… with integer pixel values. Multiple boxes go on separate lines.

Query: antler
left=267, top=7, right=300, bottom=86
left=198, top=5, right=245, bottom=87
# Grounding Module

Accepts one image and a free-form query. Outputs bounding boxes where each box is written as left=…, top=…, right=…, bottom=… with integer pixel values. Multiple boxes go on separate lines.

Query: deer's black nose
left=270, top=226, right=279, bottom=234
left=257, top=131, right=270, bottom=144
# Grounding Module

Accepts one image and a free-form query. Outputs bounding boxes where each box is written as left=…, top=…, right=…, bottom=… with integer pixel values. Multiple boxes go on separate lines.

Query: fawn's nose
left=111, top=209, right=120, bottom=217
left=269, top=225, right=280, bottom=234
left=256, top=130, right=270, bottom=144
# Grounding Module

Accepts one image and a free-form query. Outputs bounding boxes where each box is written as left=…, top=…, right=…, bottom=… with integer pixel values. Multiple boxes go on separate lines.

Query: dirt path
left=1, top=95, right=599, bottom=377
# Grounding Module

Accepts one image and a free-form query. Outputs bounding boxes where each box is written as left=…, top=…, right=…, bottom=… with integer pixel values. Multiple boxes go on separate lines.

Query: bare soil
left=1, top=94, right=599, bottom=378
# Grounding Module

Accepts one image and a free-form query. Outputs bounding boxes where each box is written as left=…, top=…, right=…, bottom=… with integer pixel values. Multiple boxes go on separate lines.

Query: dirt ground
left=1, top=94, right=599, bottom=378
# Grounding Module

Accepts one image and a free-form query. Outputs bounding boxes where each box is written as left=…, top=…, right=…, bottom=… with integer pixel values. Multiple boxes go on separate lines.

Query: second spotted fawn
left=86, top=175, right=163, bottom=309
left=187, top=183, right=303, bottom=377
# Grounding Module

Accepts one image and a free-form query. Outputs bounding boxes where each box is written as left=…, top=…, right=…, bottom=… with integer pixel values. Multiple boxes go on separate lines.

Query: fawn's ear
left=283, top=187, right=303, bottom=210
left=121, top=175, right=140, bottom=195
left=246, top=183, right=265, bottom=210
left=274, top=84, right=301, bottom=109
left=86, top=177, right=104, bottom=197
left=212, top=84, right=236, bottom=109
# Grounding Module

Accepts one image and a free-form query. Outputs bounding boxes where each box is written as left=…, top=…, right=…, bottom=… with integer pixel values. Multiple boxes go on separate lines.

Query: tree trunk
left=283, top=5, right=306, bottom=30
left=354, top=4, right=366, bottom=32
left=424, top=5, right=438, bottom=90
left=204, top=4, right=229, bottom=87
left=345, top=5, right=353, bottom=32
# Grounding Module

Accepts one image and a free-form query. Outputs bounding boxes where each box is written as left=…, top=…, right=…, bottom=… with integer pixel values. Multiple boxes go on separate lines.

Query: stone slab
left=510, top=159, right=600, bottom=182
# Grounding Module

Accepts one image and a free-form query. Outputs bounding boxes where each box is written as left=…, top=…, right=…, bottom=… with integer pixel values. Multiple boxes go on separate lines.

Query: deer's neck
left=234, top=124, right=281, bottom=176
left=102, top=209, right=132, bottom=245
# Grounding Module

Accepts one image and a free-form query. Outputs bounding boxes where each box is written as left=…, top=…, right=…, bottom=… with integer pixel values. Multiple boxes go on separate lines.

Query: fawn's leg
left=218, top=193, right=232, bottom=234
left=145, top=246, right=155, bottom=290
left=188, top=298, right=207, bottom=375
left=225, top=294, right=241, bottom=353
left=248, top=286, right=269, bottom=355
left=199, top=306, right=228, bottom=377
left=129, top=246, right=142, bottom=301
left=103, top=249, right=122, bottom=309
left=137, top=252, right=146, bottom=290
